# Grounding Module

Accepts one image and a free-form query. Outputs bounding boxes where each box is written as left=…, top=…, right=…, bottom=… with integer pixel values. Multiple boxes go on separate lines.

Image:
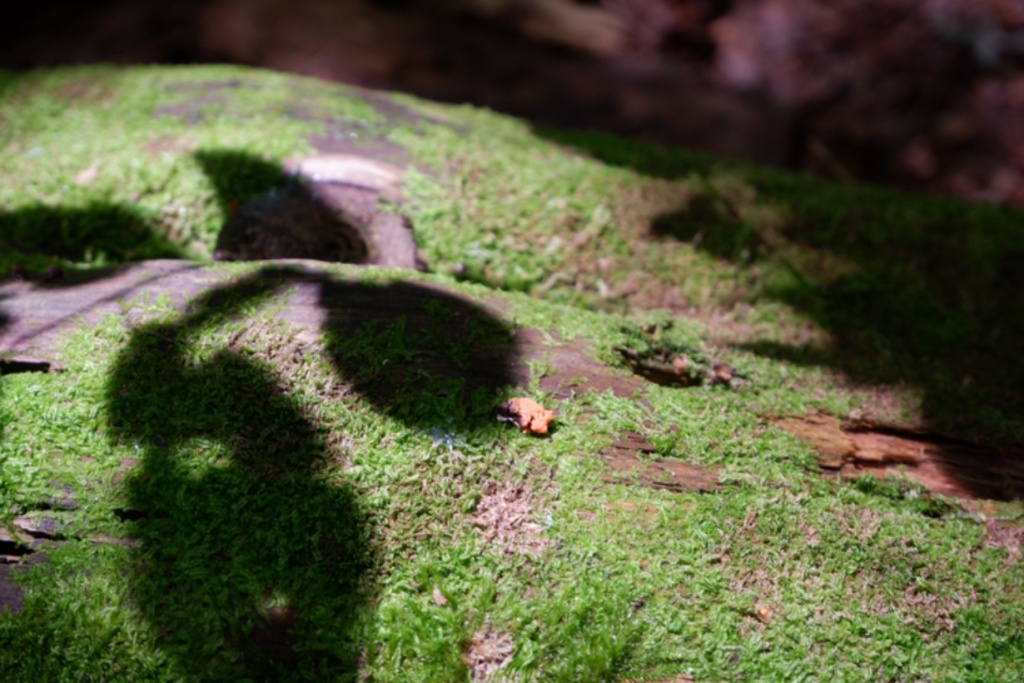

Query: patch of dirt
left=463, top=618, right=514, bottom=683
left=981, top=518, right=1024, bottom=563
left=776, top=412, right=1024, bottom=500
left=601, top=431, right=720, bottom=493
left=470, top=481, right=548, bottom=557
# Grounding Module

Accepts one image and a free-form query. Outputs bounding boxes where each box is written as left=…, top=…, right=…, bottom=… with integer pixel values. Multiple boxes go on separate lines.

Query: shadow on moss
left=1, top=148, right=515, bottom=675
left=0, top=202, right=185, bottom=270
left=106, top=271, right=366, bottom=679
left=537, top=125, right=1024, bottom=453
left=104, top=265, right=519, bottom=679
left=192, top=148, right=293, bottom=208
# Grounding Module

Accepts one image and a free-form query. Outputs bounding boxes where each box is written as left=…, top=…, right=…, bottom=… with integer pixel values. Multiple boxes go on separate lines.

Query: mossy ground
left=1, top=65, right=1023, bottom=681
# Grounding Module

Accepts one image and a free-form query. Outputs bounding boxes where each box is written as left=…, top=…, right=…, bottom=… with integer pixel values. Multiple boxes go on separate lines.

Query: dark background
left=4, top=0, right=1024, bottom=207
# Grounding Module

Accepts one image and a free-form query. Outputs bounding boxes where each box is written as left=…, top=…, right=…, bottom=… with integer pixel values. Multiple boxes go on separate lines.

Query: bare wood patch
left=601, top=431, right=720, bottom=493
left=510, top=329, right=643, bottom=400
left=775, top=412, right=1024, bottom=500
left=0, top=261, right=639, bottom=402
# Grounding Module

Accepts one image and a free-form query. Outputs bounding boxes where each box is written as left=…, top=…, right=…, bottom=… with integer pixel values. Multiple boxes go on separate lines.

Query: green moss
left=0, top=65, right=385, bottom=266
left=2, top=65, right=1023, bottom=681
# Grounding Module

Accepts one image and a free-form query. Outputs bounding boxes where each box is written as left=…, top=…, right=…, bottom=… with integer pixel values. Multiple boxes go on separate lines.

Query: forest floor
left=0, top=64, right=1023, bottom=681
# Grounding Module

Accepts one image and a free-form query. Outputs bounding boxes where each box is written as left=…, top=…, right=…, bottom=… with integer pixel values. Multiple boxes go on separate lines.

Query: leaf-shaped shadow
left=105, top=265, right=521, bottom=679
